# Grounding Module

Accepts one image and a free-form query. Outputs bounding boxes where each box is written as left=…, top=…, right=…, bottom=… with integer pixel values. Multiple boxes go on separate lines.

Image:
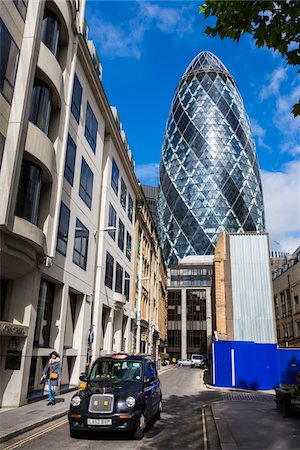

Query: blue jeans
left=48, top=380, right=55, bottom=403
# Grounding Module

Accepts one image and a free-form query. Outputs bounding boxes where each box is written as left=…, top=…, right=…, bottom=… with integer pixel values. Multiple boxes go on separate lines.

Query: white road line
left=202, top=407, right=208, bottom=450
left=3, top=418, right=68, bottom=450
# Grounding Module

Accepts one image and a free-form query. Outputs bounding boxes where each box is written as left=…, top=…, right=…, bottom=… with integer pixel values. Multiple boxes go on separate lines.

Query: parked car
left=68, top=354, right=162, bottom=440
left=191, top=354, right=205, bottom=368
left=177, top=359, right=192, bottom=367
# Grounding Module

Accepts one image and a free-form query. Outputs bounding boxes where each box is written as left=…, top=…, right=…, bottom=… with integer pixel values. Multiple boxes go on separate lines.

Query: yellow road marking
left=3, top=418, right=68, bottom=450
left=202, top=407, right=208, bottom=450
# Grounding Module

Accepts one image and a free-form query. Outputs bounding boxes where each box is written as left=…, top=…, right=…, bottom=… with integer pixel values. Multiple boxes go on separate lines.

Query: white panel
left=229, top=234, right=275, bottom=343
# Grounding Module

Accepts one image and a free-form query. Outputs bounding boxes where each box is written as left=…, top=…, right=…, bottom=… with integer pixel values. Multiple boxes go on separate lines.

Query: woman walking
left=41, top=351, right=62, bottom=405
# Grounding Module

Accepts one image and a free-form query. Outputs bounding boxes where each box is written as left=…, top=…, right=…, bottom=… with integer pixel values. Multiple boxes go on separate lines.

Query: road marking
left=202, top=408, right=208, bottom=450
left=3, top=418, right=68, bottom=450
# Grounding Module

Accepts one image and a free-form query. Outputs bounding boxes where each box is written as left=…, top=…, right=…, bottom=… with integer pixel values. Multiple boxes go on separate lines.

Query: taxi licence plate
left=87, top=418, right=112, bottom=426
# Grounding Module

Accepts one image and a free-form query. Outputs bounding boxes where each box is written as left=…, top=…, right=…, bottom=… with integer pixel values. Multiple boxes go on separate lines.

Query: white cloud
left=135, top=162, right=159, bottom=185
left=88, top=1, right=196, bottom=59
left=250, top=118, right=271, bottom=150
left=259, top=66, right=287, bottom=100
left=261, top=160, right=300, bottom=253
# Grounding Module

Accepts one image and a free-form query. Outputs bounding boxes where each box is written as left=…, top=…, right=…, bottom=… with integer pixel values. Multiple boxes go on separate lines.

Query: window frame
left=0, top=19, right=20, bottom=105
left=128, top=194, right=133, bottom=222
left=118, top=219, right=125, bottom=252
left=84, top=101, right=98, bottom=153
left=56, top=202, right=70, bottom=256
left=79, top=157, right=93, bottom=209
left=108, top=203, right=117, bottom=240
left=64, top=134, right=77, bottom=186
left=104, top=251, right=114, bottom=290
left=115, top=262, right=123, bottom=294
left=126, top=231, right=132, bottom=261
left=120, top=178, right=127, bottom=210
left=71, top=74, right=82, bottom=123
left=111, top=159, right=119, bottom=195
left=73, top=218, right=89, bottom=270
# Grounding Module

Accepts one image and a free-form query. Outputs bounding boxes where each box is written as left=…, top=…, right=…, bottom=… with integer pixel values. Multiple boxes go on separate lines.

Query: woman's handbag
left=50, top=365, right=58, bottom=380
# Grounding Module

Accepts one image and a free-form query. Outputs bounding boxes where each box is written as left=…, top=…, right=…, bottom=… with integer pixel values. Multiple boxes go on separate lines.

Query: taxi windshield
left=89, top=360, right=142, bottom=383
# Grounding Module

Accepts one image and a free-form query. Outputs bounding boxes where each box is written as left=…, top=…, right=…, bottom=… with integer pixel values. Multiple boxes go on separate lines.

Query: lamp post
left=86, top=225, right=117, bottom=372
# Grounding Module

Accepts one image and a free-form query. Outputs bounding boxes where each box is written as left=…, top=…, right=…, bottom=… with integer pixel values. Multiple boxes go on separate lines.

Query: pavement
left=1, top=366, right=300, bottom=448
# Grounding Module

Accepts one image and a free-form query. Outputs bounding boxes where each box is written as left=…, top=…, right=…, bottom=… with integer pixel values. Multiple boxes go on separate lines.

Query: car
left=190, top=354, right=205, bottom=368
left=68, top=354, right=162, bottom=440
left=177, top=359, right=192, bottom=367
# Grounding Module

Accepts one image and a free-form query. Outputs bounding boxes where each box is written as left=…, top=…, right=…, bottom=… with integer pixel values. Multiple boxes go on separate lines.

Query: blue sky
left=85, top=0, right=300, bottom=253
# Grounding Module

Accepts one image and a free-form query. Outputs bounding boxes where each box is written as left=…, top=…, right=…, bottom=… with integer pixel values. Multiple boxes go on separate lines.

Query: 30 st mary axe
left=157, top=51, right=265, bottom=266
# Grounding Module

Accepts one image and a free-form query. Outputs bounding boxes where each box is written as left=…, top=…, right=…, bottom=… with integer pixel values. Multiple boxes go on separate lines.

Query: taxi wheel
left=155, top=399, right=162, bottom=420
left=132, top=413, right=146, bottom=440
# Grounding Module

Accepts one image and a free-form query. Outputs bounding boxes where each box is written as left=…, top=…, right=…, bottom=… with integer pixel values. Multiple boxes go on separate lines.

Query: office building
left=273, top=246, right=300, bottom=347
left=157, top=51, right=265, bottom=266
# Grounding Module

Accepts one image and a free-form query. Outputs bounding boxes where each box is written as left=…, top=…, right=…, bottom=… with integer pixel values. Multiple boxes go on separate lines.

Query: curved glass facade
left=157, top=51, right=265, bottom=266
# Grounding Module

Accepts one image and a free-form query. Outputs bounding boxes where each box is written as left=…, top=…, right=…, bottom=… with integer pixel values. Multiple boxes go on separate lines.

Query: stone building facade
left=0, top=0, right=167, bottom=407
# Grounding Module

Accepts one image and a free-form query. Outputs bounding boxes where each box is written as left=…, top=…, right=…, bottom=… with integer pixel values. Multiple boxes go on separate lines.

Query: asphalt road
left=3, top=367, right=222, bottom=450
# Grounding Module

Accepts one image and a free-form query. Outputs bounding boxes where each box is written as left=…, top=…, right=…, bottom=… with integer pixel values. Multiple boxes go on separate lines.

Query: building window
left=34, top=279, right=55, bottom=347
left=79, top=157, right=93, bottom=209
left=295, top=295, right=299, bottom=305
left=73, top=219, right=89, bottom=270
left=29, top=81, right=52, bottom=135
left=108, top=203, right=116, bottom=240
left=13, top=0, right=28, bottom=21
left=105, top=252, right=114, bottom=289
left=0, top=132, right=5, bottom=168
left=56, top=202, right=70, bottom=256
left=71, top=74, right=82, bottom=123
left=128, top=194, right=133, bottom=222
left=15, top=160, right=42, bottom=225
left=84, top=102, right=98, bottom=153
left=41, top=10, right=61, bottom=57
left=126, top=231, right=132, bottom=261
left=120, top=178, right=127, bottom=210
left=64, top=134, right=76, bottom=185
left=111, top=159, right=119, bottom=194
left=118, top=219, right=125, bottom=251
left=297, top=321, right=300, bottom=331
left=124, top=272, right=130, bottom=301
left=0, top=19, right=20, bottom=104
left=115, top=262, right=123, bottom=294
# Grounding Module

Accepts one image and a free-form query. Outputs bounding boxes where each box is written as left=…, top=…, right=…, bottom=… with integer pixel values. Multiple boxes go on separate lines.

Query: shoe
left=47, top=402, right=53, bottom=405
left=52, top=400, right=56, bottom=405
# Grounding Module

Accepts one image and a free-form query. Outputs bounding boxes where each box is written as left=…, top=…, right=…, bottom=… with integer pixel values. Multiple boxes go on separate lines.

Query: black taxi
left=68, top=354, right=162, bottom=439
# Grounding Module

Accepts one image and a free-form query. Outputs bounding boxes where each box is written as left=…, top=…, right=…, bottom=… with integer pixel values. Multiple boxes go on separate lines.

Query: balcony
left=113, top=292, right=126, bottom=309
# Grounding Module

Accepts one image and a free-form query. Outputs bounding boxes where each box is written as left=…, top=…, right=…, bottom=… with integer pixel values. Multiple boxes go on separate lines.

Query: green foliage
left=200, top=1, right=300, bottom=117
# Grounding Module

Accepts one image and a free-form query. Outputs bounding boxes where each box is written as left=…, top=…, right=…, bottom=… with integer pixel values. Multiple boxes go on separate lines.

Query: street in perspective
left=0, top=1, right=299, bottom=449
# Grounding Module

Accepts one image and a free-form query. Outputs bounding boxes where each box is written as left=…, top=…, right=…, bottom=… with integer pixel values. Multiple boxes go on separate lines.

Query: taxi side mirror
left=79, top=374, right=87, bottom=382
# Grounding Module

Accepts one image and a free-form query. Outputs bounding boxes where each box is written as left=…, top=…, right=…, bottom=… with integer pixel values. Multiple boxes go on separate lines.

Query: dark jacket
left=43, top=358, right=62, bottom=386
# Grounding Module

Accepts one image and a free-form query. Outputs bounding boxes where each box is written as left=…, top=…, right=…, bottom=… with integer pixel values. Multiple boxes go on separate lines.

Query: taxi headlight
left=125, top=396, right=136, bottom=408
left=71, top=395, right=81, bottom=407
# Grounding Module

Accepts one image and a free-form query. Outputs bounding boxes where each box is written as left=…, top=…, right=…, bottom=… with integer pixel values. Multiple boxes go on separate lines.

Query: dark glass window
left=124, top=272, right=130, bottom=302
left=111, top=159, right=119, bottom=194
left=73, top=219, right=89, bottom=270
left=13, top=0, right=28, bottom=21
left=126, top=231, right=132, bottom=261
left=0, top=19, right=20, bottom=104
left=118, top=219, right=125, bottom=251
left=56, top=202, right=70, bottom=256
left=15, top=160, right=42, bottom=225
left=115, top=262, right=123, bottom=294
left=64, top=134, right=76, bottom=185
left=84, top=102, right=98, bottom=153
left=34, top=279, right=55, bottom=347
left=108, top=203, right=116, bottom=240
left=120, top=178, right=127, bottom=210
left=105, top=252, right=114, bottom=289
left=29, top=82, right=52, bottom=135
left=79, top=157, right=93, bottom=209
left=71, top=74, right=82, bottom=123
left=186, top=290, right=207, bottom=354
left=0, top=132, right=5, bottom=168
left=128, top=194, right=133, bottom=222
left=41, top=10, right=60, bottom=57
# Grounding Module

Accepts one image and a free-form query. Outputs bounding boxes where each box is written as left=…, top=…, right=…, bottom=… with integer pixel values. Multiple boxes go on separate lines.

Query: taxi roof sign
left=111, top=353, right=128, bottom=359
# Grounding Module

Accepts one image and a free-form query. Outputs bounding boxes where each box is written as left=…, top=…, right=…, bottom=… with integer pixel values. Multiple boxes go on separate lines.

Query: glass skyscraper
left=157, top=51, right=265, bottom=266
